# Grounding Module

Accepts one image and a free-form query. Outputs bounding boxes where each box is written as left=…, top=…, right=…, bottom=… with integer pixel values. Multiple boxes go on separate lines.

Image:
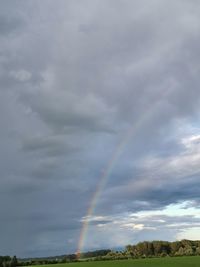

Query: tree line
left=19, top=250, right=111, bottom=265
left=125, top=240, right=200, bottom=258
left=0, top=256, right=18, bottom=267
left=4, top=239, right=200, bottom=266
left=79, top=240, right=200, bottom=261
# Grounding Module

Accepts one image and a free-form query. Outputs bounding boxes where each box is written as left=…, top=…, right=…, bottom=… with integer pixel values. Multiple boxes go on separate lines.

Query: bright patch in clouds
left=177, top=228, right=200, bottom=241
left=80, top=201, right=200, bottom=250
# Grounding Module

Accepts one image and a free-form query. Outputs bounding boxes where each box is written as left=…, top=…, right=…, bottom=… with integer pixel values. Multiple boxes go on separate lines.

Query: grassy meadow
left=34, top=256, right=200, bottom=267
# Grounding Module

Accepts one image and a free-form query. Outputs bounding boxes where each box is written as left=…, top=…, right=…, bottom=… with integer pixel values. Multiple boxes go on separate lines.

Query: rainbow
left=77, top=89, right=170, bottom=256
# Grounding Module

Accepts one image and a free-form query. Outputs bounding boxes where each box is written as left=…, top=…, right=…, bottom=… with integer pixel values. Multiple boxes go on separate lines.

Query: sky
left=1, top=0, right=200, bottom=258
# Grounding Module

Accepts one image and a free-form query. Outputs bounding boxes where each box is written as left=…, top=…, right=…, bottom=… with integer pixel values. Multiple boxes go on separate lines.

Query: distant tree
left=184, top=248, right=194, bottom=256
left=10, top=256, right=18, bottom=267
left=175, top=247, right=185, bottom=256
left=196, top=247, right=200, bottom=255
left=170, top=241, right=181, bottom=255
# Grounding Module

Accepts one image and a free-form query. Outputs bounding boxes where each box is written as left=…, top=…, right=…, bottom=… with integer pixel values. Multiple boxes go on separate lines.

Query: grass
left=34, top=256, right=200, bottom=267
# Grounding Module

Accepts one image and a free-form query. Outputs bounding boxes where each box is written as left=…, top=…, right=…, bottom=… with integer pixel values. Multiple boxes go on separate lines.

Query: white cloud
left=181, top=134, right=200, bottom=149
left=177, top=227, right=200, bottom=241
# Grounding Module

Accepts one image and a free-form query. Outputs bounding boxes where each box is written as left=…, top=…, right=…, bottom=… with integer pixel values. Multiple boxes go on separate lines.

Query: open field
left=34, top=256, right=200, bottom=267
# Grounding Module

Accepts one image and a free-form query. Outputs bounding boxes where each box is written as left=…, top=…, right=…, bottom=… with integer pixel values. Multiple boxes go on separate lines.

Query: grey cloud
left=20, top=89, right=116, bottom=134
left=21, top=135, right=78, bottom=157
left=0, top=15, right=24, bottom=36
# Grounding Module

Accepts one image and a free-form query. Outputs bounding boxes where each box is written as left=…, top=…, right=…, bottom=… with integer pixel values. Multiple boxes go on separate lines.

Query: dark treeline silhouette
left=0, top=256, right=18, bottom=267
left=19, top=250, right=110, bottom=265
left=80, top=249, right=111, bottom=259
left=19, top=254, right=77, bottom=265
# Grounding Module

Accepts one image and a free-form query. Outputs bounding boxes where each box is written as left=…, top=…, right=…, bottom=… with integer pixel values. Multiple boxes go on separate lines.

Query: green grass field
left=34, top=256, right=200, bottom=267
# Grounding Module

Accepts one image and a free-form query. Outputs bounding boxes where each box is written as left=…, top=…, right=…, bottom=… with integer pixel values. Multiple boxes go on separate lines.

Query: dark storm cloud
left=1, top=0, right=200, bottom=257
left=22, top=137, right=65, bottom=153
left=26, top=96, right=113, bottom=133
left=0, top=16, right=23, bottom=36
left=21, top=135, right=78, bottom=157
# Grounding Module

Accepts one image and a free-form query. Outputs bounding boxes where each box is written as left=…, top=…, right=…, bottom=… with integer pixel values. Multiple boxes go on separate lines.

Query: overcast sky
left=1, top=0, right=200, bottom=258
